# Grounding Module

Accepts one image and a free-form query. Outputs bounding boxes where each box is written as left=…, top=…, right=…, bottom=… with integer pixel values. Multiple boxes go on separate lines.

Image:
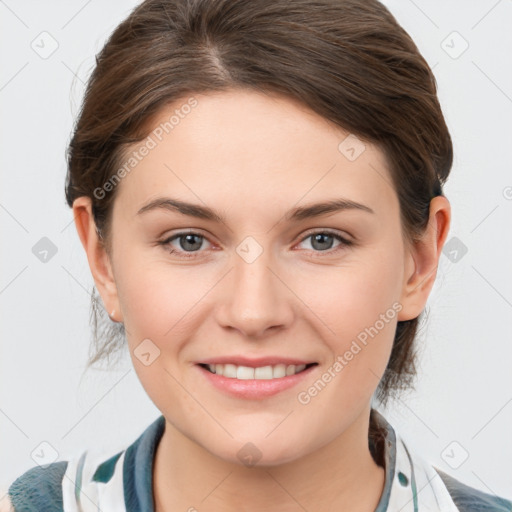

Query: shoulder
left=4, top=415, right=165, bottom=511
left=5, top=450, right=126, bottom=512
left=370, top=409, right=511, bottom=512
left=435, top=467, right=512, bottom=512
left=5, top=460, right=68, bottom=512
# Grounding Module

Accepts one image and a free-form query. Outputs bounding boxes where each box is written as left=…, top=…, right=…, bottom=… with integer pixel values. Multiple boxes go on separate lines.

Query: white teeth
left=205, top=363, right=311, bottom=379
left=272, top=364, right=286, bottom=378
left=254, top=366, right=273, bottom=379
left=223, top=363, right=237, bottom=378
left=236, top=366, right=254, bottom=380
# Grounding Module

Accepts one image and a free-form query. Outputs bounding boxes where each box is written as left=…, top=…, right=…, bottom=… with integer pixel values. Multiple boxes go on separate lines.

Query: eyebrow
left=136, top=196, right=375, bottom=223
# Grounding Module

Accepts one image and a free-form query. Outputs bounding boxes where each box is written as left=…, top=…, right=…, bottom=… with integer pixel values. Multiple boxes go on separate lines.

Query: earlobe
left=397, top=196, right=451, bottom=322
left=72, top=196, right=122, bottom=322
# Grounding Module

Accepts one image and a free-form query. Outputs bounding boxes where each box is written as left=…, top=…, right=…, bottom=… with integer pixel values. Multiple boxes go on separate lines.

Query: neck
left=153, top=405, right=385, bottom=512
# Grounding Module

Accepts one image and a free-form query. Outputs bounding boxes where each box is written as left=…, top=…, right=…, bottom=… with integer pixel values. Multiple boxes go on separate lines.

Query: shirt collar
left=77, top=409, right=459, bottom=511
left=121, top=410, right=398, bottom=511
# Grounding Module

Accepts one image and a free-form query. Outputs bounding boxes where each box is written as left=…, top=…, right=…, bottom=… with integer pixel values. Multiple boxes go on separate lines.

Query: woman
left=4, top=0, right=511, bottom=510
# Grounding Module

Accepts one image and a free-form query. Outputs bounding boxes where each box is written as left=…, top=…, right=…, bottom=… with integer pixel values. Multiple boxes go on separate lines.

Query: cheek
left=295, top=246, right=403, bottom=335
left=112, top=234, right=186, bottom=315
left=114, top=249, right=223, bottom=370
left=294, top=247, right=403, bottom=389
left=118, top=271, right=169, bottom=334
left=113, top=257, right=208, bottom=410
left=117, top=263, right=201, bottom=340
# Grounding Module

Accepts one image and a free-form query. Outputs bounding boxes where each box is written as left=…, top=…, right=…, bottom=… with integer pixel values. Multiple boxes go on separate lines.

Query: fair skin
left=73, top=89, right=450, bottom=511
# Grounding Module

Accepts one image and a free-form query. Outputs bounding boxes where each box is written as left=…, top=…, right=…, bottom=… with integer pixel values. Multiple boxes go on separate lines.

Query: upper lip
left=197, top=356, right=317, bottom=367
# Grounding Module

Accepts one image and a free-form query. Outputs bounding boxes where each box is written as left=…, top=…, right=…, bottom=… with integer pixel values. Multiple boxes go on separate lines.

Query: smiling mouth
left=198, top=362, right=318, bottom=380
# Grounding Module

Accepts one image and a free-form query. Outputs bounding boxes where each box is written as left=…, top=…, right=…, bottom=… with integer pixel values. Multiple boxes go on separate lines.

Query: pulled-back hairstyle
left=65, top=0, right=452, bottom=431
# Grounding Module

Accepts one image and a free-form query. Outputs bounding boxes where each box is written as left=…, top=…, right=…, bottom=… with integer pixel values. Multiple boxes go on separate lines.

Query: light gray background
left=1, top=0, right=511, bottom=501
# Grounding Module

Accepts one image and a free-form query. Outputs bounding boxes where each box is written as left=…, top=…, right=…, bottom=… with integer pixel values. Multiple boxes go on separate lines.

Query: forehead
left=114, top=89, right=397, bottom=221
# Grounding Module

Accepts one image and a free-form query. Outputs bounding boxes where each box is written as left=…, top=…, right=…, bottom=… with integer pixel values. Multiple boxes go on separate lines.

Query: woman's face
left=80, top=89, right=436, bottom=465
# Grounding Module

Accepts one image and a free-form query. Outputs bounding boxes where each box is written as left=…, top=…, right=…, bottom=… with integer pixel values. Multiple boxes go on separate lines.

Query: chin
left=208, top=435, right=310, bottom=469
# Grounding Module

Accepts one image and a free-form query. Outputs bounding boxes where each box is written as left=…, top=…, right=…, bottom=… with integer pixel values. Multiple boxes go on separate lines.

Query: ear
left=397, top=195, right=451, bottom=321
left=72, top=196, right=122, bottom=322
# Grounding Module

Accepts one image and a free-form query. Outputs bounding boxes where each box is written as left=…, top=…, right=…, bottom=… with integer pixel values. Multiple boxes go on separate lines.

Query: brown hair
left=65, top=0, right=452, bottom=419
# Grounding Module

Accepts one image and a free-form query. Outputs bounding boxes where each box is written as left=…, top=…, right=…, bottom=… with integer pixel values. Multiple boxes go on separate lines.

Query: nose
left=216, top=246, right=294, bottom=339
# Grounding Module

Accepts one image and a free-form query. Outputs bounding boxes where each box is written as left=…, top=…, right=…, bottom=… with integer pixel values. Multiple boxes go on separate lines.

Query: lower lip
left=196, top=364, right=317, bottom=400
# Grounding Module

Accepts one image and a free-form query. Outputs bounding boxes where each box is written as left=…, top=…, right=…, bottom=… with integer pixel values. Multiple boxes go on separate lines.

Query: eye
left=158, top=229, right=353, bottom=259
left=296, top=229, right=353, bottom=255
left=159, top=231, right=212, bottom=259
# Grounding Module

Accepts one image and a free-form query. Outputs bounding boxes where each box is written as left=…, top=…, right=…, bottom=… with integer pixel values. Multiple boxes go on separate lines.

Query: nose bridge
left=219, top=235, right=292, bottom=337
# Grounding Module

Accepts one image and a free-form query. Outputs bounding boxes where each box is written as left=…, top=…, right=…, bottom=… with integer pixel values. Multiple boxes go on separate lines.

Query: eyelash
left=158, top=229, right=353, bottom=259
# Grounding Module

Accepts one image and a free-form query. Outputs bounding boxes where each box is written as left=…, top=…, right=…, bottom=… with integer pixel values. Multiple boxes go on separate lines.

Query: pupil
left=181, top=234, right=202, bottom=251
left=312, top=233, right=333, bottom=251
